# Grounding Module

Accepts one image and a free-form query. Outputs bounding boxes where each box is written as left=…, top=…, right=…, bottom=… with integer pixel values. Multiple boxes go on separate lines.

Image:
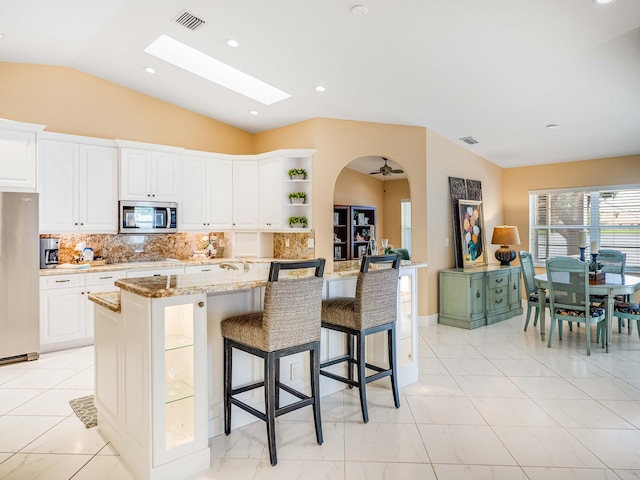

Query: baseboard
left=418, top=314, right=438, bottom=327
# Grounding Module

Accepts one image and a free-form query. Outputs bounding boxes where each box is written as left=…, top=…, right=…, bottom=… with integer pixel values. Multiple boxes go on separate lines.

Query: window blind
left=529, top=186, right=640, bottom=270
left=401, top=200, right=412, bottom=257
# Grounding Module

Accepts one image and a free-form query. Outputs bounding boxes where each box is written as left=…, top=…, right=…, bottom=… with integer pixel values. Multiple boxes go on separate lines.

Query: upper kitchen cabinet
left=232, top=159, right=259, bottom=229
left=0, top=119, right=45, bottom=192
left=119, top=146, right=179, bottom=202
left=281, top=151, right=314, bottom=231
left=258, top=157, right=282, bottom=229
left=179, top=152, right=233, bottom=231
left=39, top=136, right=118, bottom=233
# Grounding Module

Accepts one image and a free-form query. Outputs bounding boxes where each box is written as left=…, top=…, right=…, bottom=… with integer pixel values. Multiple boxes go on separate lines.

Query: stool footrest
left=320, top=355, right=350, bottom=368
left=230, top=381, right=263, bottom=396
left=320, top=369, right=359, bottom=388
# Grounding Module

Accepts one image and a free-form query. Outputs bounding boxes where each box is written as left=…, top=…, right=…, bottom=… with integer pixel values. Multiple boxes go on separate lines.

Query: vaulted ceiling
left=1, top=0, right=639, bottom=168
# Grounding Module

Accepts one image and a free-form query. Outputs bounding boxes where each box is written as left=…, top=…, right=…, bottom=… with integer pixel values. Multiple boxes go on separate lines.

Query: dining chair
left=546, top=256, right=606, bottom=355
left=221, top=258, right=326, bottom=466
left=590, top=249, right=629, bottom=333
left=518, top=250, right=549, bottom=331
left=320, top=253, right=401, bottom=423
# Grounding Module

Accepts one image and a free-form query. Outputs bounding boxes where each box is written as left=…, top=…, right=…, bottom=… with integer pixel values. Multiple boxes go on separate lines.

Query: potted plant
left=288, top=168, right=307, bottom=180
left=288, top=191, right=307, bottom=204
left=288, top=215, right=308, bottom=228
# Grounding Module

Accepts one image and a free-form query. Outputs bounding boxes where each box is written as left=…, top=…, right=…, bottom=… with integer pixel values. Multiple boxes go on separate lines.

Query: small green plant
left=288, top=215, right=308, bottom=227
left=288, top=168, right=307, bottom=179
left=288, top=191, right=307, bottom=199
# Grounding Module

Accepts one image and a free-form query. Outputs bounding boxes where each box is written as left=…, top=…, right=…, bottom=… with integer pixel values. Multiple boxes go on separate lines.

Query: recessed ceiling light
left=144, top=34, right=291, bottom=105
left=144, top=66, right=156, bottom=74
left=351, top=5, right=369, bottom=16
left=593, top=0, right=616, bottom=5
left=546, top=124, right=560, bottom=130
left=314, top=85, right=326, bottom=92
left=249, top=110, right=259, bottom=115
left=226, top=39, right=239, bottom=48
left=0, top=34, right=3, bottom=39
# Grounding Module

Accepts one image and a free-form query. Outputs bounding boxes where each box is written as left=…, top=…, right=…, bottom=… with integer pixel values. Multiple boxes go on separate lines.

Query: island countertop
left=89, top=260, right=426, bottom=309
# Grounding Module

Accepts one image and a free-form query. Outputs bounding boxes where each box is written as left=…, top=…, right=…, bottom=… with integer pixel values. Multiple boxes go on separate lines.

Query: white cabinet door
left=120, top=148, right=178, bottom=201
left=0, top=129, right=37, bottom=192
left=258, top=157, right=282, bottom=229
left=152, top=151, right=179, bottom=202
left=80, top=145, right=118, bottom=232
left=232, top=160, right=259, bottom=229
left=39, top=140, right=79, bottom=232
left=120, top=148, right=151, bottom=200
left=40, top=285, right=86, bottom=349
left=208, top=157, right=233, bottom=229
left=179, top=155, right=208, bottom=230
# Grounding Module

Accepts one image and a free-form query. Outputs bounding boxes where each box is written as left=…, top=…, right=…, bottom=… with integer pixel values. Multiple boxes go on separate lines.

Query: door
left=209, top=158, right=233, bottom=229
left=40, top=286, right=86, bottom=347
left=179, top=155, right=207, bottom=230
left=39, top=140, right=79, bottom=232
left=80, top=144, right=118, bottom=232
left=232, top=160, right=259, bottom=229
left=151, top=152, right=178, bottom=202
left=0, top=129, right=37, bottom=191
left=258, top=157, right=282, bottom=229
left=120, top=148, right=151, bottom=200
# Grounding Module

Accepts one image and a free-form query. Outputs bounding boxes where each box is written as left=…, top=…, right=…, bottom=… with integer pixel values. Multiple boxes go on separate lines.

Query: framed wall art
left=449, top=176, right=483, bottom=268
left=458, top=199, right=486, bottom=267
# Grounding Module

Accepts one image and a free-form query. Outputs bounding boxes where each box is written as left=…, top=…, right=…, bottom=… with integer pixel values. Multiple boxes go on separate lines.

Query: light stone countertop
left=88, top=259, right=426, bottom=312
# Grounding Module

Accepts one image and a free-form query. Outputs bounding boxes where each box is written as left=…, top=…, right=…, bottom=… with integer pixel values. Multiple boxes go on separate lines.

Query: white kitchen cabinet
left=39, top=138, right=118, bottom=233
left=126, top=266, right=185, bottom=278
left=0, top=120, right=43, bottom=192
left=120, top=148, right=179, bottom=202
left=39, top=270, right=124, bottom=352
left=179, top=154, right=233, bottom=231
left=258, top=157, right=282, bottom=229
left=232, top=160, right=259, bottom=229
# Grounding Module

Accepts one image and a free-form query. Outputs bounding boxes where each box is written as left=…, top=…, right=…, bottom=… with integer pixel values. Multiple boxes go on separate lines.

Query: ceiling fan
left=369, top=157, right=404, bottom=176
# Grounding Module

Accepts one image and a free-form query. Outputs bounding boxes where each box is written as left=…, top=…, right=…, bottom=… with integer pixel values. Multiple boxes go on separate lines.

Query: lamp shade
left=491, top=226, right=521, bottom=246
left=491, top=226, right=521, bottom=266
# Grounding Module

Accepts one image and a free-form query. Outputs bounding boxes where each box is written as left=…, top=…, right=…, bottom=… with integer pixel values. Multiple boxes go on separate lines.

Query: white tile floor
left=3, top=310, right=640, bottom=479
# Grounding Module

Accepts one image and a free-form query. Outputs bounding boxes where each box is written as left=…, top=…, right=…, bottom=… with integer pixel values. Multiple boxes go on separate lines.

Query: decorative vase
left=290, top=174, right=305, bottom=180
left=290, top=197, right=305, bottom=204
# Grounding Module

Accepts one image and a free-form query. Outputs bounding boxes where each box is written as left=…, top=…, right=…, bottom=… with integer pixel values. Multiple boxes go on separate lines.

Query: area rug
left=69, top=394, right=97, bottom=428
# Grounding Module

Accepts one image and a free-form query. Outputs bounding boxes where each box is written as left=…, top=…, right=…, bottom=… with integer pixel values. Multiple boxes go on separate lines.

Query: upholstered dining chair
left=221, top=258, right=326, bottom=466
left=546, top=256, right=606, bottom=356
left=519, top=250, right=549, bottom=331
left=590, top=249, right=628, bottom=333
left=320, top=253, right=401, bottom=423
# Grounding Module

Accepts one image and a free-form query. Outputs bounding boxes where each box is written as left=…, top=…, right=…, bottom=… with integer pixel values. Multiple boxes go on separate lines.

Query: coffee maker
left=40, top=238, right=59, bottom=269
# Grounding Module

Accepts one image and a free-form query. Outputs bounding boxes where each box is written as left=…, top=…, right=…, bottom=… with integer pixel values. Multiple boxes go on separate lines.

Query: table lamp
left=491, top=225, right=521, bottom=266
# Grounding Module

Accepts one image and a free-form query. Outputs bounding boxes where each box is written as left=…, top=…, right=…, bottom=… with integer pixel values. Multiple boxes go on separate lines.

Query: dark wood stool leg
left=264, top=352, right=278, bottom=465
left=356, top=331, right=369, bottom=423
left=347, top=332, right=354, bottom=388
left=275, top=357, right=281, bottom=409
left=223, top=338, right=232, bottom=435
left=310, top=343, right=323, bottom=445
left=388, top=324, right=400, bottom=409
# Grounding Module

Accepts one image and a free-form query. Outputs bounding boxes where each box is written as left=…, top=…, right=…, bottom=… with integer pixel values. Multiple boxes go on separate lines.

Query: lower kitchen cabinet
left=439, top=265, right=523, bottom=329
left=39, top=271, right=125, bottom=352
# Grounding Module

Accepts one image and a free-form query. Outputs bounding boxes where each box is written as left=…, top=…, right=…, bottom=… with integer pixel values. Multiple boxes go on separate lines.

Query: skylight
left=144, top=34, right=290, bottom=105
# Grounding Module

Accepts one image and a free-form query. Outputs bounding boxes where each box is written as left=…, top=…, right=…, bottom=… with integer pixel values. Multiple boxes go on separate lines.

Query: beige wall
left=503, top=155, right=640, bottom=259
left=426, top=130, right=505, bottom=315
left=382, top=179, right=410, bottom=251
left=0, top=63, right=253, bottom=153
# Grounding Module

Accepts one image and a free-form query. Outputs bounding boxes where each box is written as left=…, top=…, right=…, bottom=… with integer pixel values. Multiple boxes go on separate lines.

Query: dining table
left=534, top=272, right=640, bottom=353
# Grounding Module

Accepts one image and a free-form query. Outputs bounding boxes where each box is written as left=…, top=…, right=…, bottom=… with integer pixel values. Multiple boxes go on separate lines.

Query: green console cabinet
left=439, top=265, right=523, bottom=329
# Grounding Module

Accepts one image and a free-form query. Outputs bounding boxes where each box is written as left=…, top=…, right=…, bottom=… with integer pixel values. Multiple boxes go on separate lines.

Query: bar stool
left=320, top=253, right=401, bottom=423
left=221, top=258, right=326, bottom=466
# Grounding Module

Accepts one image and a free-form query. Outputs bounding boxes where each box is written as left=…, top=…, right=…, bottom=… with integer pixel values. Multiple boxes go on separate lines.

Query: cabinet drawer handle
left=202, top=269, right=211, bottom=272
left=496, top=278, right=504, bottom=283
left=496, top=288, right=503, bottom=294
left=476, top=290, right=481, bottom=298
left=55, top=279, right=70, bottom=283
left=496, top=298, right=503, bottom=304
left=99, top=276, right=113, bottom=280
left=198, top=301, right=205, bottom=308
left=513, top=284, right=517, bottom=290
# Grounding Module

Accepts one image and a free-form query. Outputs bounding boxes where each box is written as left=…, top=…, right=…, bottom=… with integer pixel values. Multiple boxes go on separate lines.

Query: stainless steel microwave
left=119, top=201, right=178, bottom=234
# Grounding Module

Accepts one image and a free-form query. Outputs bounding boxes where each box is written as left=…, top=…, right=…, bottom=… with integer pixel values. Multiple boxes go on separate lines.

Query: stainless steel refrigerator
left=0, top=192, right=39, bottom=364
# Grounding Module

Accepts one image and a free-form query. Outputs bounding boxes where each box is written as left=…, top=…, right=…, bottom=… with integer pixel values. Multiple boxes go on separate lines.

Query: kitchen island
left=89, top=259, right=425, bottom=480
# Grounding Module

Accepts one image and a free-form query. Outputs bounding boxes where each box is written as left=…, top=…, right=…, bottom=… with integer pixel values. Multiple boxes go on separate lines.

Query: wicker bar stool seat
left=320, top=253, right=401, bottom=423
left=221, top=259, right=326, bottom=466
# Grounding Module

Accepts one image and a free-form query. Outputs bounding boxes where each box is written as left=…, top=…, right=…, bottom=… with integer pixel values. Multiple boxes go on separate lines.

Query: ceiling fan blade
left=369, top=171, right=382, bottom=175
left=391, top=169, right=404, bottom=174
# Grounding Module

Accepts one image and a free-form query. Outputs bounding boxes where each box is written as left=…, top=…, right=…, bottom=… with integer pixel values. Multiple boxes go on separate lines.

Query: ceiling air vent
left=460, top=136, right=479, bottom=145
left=174, top=9, right=206, bottom=31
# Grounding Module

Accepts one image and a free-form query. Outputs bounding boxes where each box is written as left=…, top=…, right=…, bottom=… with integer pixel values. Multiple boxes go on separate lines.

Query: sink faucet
left=220, top=263, right=239, bottom=271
